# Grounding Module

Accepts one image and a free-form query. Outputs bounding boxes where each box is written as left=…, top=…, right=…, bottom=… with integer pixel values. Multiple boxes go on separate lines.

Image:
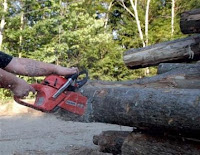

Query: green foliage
left=0, top=0, right=199, bottom=99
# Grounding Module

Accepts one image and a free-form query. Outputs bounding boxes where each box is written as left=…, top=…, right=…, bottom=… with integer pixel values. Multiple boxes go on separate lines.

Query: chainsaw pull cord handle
left=52, top=70, right=88, bottom=99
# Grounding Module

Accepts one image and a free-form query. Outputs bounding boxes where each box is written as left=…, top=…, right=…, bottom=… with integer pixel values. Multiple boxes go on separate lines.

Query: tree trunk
left=79, top=86, right=200, bottom=134
left=0, top=0, right=8, bottom=50
left=130, top=0, right=146, bottom=47
left=19, top=6, right=24, bottom=58
left=93, top=131, right=131, bottom=154
left=145, top=0, right=151, bottom=45
left=157, top=63, right=198, bottom=74
left=123, top=35, right=200, bottom=69
left=56, top=64, right=200, bottom=135
left=121, top=132, right=200, bottom=155
left=104, top=1, right=113, bottom=29
left=180, top=9, right=200, bottom=34
left=86, top=63, right=200, bottom=89
left=171, top=0, right=175, bottom=35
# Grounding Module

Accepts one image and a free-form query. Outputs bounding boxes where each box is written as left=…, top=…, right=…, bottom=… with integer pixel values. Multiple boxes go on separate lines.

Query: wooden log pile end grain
left=93, top=131, right=131, bottom=154
left=180, top=9, right=200, bottom=34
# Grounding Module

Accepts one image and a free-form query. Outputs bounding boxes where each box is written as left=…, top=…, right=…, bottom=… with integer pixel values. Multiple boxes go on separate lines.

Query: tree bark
left=79, top=85, right=200, bottom=134
left=19, top=3, right=24, bottom=58
left=56, top=64, right=200, bottom=135
left=156, top=63, right=200, bottom=89
left=121, top=132, right=200, bottom=155
left=93, top=131, right=131, bottom=154
left=145, top=0, right=151, bottom=45
left=157, top=63, right=198, bottom=74
left=123, top=35, right=200, bottom=69
left=130, top=0, right=146, bottom=47
left=180, top=9, right=200, bottom=34
left=171, top=0, right=175, bottom=35
left=104, top=1, right=113, bottom=29
left=118, top=61, right=200, bottom=89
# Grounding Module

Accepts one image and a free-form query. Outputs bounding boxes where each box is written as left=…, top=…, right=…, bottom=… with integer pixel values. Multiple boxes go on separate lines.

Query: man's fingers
left=16, top=87, right=35, bottom=98
left=29, top=85, right=36, bottom=94
left=71, top=67, right=79, bottom=74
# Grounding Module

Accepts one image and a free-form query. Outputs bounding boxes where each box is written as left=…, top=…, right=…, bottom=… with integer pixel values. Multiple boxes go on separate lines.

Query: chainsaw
left=14, top=70, right=88, bottom=116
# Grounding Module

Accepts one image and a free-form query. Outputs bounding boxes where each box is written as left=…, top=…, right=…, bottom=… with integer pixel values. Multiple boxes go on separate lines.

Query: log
left=80, top=86, right=200, bottom=135
left=123, top=35, right=200, bottom=69
left=121, top=132, right=200, bottom=155
left=156, top=63, right=200, bottom=89
left=57, top=65, right=200, bottom=135
left=180, top=9, right=200, bottom=34
left=93, top=131, right=131, bottom=154
left=86, top=63, right=200, bottom=90
left=132, top=63, right=200, bottom=89
left=157, top=63, right=197, bottom=74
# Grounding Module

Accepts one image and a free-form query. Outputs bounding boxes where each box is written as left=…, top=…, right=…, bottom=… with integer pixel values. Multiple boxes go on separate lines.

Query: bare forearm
left=0, top=57, right=78, bottom=97
left=5, top=57, right=78, bottom=77
left=5, top=57, right=58, bottom=76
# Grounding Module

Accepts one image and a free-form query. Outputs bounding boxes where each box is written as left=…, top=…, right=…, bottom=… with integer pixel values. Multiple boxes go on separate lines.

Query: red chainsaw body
left=14, top=75, right=87, bottom=115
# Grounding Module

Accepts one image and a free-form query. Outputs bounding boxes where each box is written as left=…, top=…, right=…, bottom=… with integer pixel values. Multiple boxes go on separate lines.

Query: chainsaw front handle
left=76, top=70, right=89, bottom=88
left=65, top=70, right=89, bottom=88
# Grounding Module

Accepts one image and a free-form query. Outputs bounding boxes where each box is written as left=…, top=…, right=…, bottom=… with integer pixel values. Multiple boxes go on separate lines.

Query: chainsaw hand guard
left=75, top=70, right=89, bottom=88
left=65, top=70, right=88, bottom=88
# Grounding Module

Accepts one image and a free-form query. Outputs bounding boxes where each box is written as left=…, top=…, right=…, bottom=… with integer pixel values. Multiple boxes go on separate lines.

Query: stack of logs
left=79, top=61, right=200, bottom=154
left=60, top=9, right=200, bottom=154
left=91, top=9, right=200, bottom=154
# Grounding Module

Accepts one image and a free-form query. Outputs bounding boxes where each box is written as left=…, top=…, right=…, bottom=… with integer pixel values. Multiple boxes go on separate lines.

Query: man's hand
left=56, top=67, right=79, bottom=76
left=10, top=78, right=35, bottom=98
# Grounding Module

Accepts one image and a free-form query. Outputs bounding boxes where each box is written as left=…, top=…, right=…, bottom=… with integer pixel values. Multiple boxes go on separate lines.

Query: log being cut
left=123, top=35, right=200, bottom=69
left=79, top=85, right=200, bottom=134
left=58, top=64, right=200, bottom=135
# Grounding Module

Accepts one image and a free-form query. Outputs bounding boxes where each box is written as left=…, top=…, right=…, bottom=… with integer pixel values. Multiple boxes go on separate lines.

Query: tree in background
left=0, top=0, right=7, bottom=50
left=0, top=0, right=199, bottom=84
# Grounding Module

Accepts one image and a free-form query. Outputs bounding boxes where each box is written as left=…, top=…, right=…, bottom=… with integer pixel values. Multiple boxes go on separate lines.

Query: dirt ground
left=0, top=101, right=132, bottom=155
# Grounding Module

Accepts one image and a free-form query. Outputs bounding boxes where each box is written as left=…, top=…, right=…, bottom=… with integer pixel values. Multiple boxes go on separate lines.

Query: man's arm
left=1, top=57, right=78, bottom=97
left=4, top=57, right=78, bottom=77
left=0, top=68, right=35, bottom=97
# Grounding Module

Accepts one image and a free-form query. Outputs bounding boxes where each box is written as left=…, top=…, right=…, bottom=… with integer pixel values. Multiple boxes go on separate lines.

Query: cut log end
left=180, top=9, right=200, bottom=34
left=93, top=131, right=131, bottom=154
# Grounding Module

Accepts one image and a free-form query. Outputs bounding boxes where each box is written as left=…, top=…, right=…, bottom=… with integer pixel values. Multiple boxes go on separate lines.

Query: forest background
left=0, top=0, right=200, bottom=98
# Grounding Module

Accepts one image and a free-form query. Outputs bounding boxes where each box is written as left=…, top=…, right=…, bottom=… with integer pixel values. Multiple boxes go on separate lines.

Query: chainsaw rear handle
left=14, top=84, right=46, bottom=112
left=65, top=70, right=89, bottom=88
